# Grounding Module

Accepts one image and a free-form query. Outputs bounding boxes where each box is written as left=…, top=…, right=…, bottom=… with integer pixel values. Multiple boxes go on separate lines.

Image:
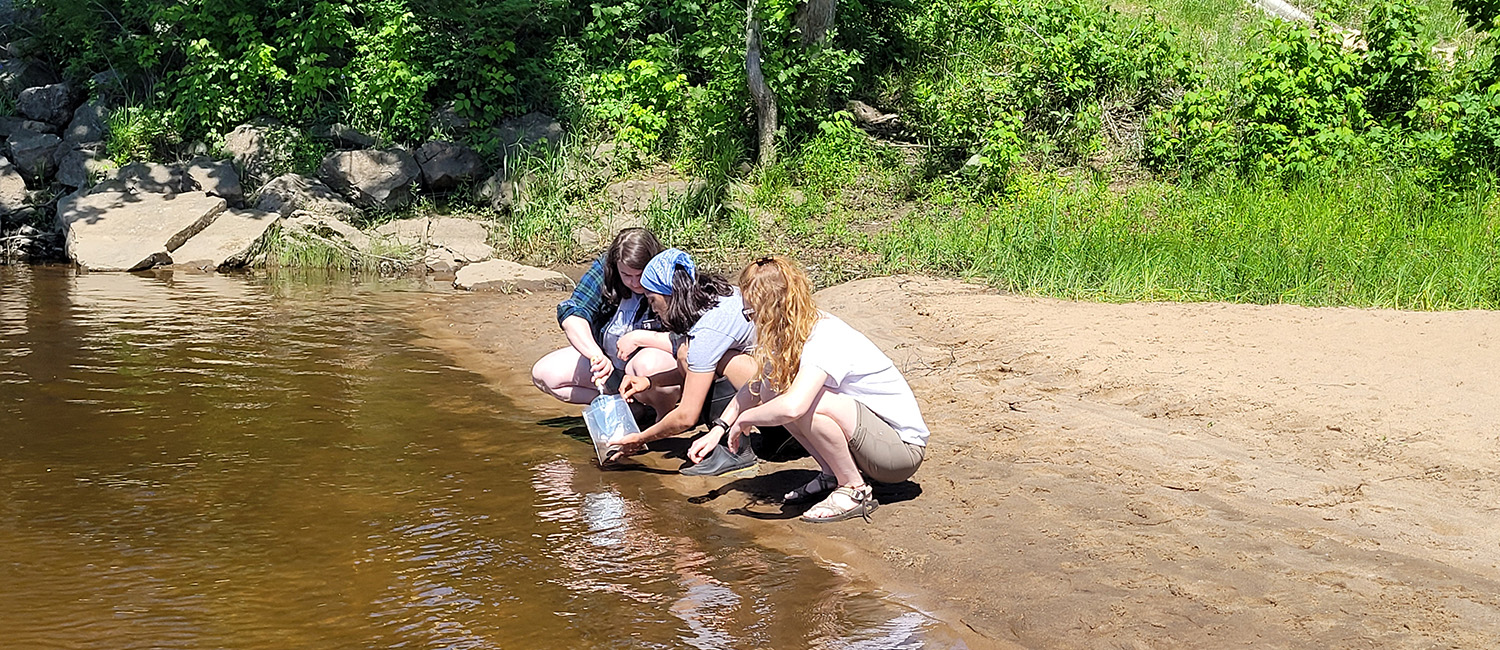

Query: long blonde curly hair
left=739, top=256, right=820, bottom=394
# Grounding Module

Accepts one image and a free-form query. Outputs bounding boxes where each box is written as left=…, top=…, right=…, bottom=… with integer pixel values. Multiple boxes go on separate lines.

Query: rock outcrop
left=169, top=208, right=280, bottom=270
left=415, top=140, right=484, bottom=191
left=55, top=190, right=227, bottom=271
left=453, top=259, right=574, bottom=293
left=7, top=129, right=60, bottom=182
left=222, top=124, right=291, bottom=186
left=253, top=173, right=358, bottom=219
left=317, top=148, right=421, bottom=211
left=0, top=157, right=28, bottom=215
left=16, top=81, right=79, bottom=126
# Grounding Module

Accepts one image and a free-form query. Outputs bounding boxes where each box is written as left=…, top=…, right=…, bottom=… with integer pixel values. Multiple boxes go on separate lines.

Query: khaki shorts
left=849, top=402, right=926, bottom=484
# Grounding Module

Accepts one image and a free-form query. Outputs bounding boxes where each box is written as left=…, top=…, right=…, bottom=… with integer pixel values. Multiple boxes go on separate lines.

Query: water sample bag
left=582, top=394, right=639, bottom=465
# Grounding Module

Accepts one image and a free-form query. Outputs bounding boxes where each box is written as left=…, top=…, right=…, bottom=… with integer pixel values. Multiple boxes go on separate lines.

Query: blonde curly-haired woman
left=689, top=256, right=929, bottom=522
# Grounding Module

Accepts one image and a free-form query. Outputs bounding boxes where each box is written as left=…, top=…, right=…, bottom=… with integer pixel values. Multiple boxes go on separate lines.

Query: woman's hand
left=588, top=353, right=613, bottom=386
left=688, top=425, right=726, bottom=463
left=618, top=374, right=651, bottom=401
left=615, top=330, right=648, bottom=361
left=611, top=432, right=646, bottom=458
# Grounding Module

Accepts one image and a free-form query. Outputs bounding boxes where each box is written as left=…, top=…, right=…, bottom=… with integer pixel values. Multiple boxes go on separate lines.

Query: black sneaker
left=680, top=437, right=759, bottom=477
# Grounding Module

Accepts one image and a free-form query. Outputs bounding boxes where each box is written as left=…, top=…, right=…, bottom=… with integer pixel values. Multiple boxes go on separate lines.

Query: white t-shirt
left=799, top=313, right=930, bottom=446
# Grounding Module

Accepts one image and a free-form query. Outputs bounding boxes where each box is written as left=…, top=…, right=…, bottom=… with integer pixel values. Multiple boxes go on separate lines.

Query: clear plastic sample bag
left=582, top=394, right=639, bottom=466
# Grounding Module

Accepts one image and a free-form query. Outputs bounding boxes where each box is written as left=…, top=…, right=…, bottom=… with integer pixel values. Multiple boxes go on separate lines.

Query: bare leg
left=782, top=387, right=864, bottom=488
left=531, top=347, right=600, bottom=404
left=625, top=347, right=680, bottom=418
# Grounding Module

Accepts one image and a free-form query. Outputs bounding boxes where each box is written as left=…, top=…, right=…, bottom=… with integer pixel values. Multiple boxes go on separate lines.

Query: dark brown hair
left=601, top=228, right=665, bottom=306
left=660, top=267, right=734, bottom=334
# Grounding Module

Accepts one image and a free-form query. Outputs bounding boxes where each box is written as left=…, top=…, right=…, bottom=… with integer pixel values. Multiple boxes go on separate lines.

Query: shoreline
left=411, top=275, right=1500, bottom=649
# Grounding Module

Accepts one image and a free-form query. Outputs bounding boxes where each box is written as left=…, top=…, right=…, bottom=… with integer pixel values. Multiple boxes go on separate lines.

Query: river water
left=0, top=265, right=956, bottom=649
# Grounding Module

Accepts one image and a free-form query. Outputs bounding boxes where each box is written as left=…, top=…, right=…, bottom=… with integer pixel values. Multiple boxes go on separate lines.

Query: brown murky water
left=0, top=266, right=956, bottom=649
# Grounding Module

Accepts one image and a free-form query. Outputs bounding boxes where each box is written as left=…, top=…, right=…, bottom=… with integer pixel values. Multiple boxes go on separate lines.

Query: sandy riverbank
left=410, top=275, right=1500, bottom=649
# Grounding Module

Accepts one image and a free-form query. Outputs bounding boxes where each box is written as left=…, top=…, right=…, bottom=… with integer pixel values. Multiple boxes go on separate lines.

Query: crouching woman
left=691, top=256, right=929, bottom=522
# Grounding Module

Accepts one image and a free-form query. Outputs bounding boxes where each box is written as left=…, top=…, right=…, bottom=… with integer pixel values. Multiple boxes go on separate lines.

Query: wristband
left=711, top=418, right=730, bottom=431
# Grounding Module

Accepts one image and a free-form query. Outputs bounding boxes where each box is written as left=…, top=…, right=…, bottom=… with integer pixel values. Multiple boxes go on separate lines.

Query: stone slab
left=428, top=217, right=493, bottom=263
left=453, top=259, right=574, bottom=293
left=56, top=190, right=227, bottom=271
left=170, top=208, right=280, bottom=270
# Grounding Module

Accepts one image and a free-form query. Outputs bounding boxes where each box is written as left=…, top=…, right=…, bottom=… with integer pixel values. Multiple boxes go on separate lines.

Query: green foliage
left=105, top=105, right=183, bottom=165
left=1453, top=0, right=1500, bottom=30
left=885, top=0, right=1193, bottom=187
left=1237, top=21, right=1368, bottom=175
left=583, top=59, right=691, bottom=154
left=876, top=168, right=1500, bottom=309
left=1363, top=0, right=1433, bottom=121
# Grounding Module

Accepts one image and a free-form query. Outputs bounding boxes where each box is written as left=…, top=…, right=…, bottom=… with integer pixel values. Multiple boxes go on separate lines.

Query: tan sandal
left=799, top=485, right=877, bottom=523
left=783, top=473, right=838, bottom=503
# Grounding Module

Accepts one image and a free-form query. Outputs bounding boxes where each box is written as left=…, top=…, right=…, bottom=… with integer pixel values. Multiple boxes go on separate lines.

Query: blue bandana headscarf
left=641, top=248, right=695, bottom=295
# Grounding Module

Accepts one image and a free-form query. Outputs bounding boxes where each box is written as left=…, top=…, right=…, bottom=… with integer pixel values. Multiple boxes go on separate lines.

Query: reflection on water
left=0, top=266, right=951, bottom=649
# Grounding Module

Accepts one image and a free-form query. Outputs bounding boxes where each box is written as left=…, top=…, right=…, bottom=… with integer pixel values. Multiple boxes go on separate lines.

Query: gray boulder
left=281, top=212, right=373, bottom=253
left=169, top=208, right=279, bottom=270
left=17, top=82, right=81, bottom=126
left=475, top=171, right=530, bottom=212
left=182, top=157, right=244, bottom=204
left=221, top=124, right=292, bottom=186
left=7, top=129, right=61, bottom=182
left=253, top=173, right=358, bottom=219
left=111, top=161, right=191, bottom=194
left=428, top=217, right=493, bottom=263
left=0, top=59, right=56, bottom=99
left=55, top=190, right=227, bottom=271
left=415, top=140, right=485, bottom=191
left=0, top=157, right=28, bottom=214
left=604, top=176, right=706, bottom=216
left=493, top=112, right=564, bottom=155
left=453, top=259, right=573, bottom=293
left=54, top=144, right=113, bottom=189
left=317, top=148, right=420, bottom=211
left=62, top=102, right=108, bottom=145
left=310, top=123, right=376, bottom=149
left=429, top=104, right=471, bottom=134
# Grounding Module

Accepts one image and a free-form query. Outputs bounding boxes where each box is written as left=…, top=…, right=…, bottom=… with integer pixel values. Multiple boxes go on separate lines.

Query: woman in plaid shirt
left=531, top=228, right=680, bottom=418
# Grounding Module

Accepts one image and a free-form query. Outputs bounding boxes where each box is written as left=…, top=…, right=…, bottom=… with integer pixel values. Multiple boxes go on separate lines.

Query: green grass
left=874, top=168, right=1500, bottom=309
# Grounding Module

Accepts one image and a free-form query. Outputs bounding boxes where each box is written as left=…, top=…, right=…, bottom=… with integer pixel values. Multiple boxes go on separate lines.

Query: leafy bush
left=885, top=0, right=1193, bottom=186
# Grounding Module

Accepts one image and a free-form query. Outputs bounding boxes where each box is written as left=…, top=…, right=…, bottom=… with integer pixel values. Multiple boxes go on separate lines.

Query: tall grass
left=876, top=169, right=1500, bottom=309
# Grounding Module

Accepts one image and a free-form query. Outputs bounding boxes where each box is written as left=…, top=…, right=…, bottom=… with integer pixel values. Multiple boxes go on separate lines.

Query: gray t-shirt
left=685, top=290, right=756, bottom=374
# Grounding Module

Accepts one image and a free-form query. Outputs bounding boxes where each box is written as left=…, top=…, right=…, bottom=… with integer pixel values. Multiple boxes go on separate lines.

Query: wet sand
left=411, top=275, right=1500, bottom=649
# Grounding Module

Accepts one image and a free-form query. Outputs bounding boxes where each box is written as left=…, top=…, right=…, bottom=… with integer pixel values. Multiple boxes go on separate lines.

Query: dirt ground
left=411, top=275, right=1500, bottom=649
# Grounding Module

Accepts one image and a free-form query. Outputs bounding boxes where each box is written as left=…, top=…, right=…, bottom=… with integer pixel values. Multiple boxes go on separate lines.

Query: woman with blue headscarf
left=612, top=248, right=763, bottom=476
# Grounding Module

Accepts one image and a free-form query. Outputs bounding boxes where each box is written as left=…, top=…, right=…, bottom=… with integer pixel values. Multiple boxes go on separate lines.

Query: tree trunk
left=746, top=0, right=778, bottom=166
left=795, top=0, right=837, bottom=47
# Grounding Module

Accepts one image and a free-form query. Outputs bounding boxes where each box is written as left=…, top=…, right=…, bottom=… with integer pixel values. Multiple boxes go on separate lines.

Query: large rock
left=7, top=129, right=61, bottom=182
left=17, top=82, right=81, bottom=126
left=62, top=101, right=108, bottom=145
left=281, top=212, right=373, bottom=254
left=310, top=123, right=376, bottom=149
left=453, top=259, right=574, bottom=293
left=182, top=157, right=244, bottom=204
left=110, top=161, right=191, bottom=194
left=56, top=190, right=227, bottom=271
left=373, top=216, right=494, bottom=270
left=253, top=173, right=358, bottom=219
left=415, top=140, right=484, bottom=191
left=0, top=157, right=28, bottom=214
left=0, top=59, right=57, bottom=99
left=604, top=176, right=707, bottom=216
left=428, top=217, right=493, bottom=263
left=221, top=124, right=292, bottom=186
left=475, top=171, right=530, bottom=212
left=493, top=112, right=564, bottom=155
left=317, top=148, right=420, bottom=211
left=54, top=144, right=113, bottom=189
left=169, top=208, right=279, bottom=270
